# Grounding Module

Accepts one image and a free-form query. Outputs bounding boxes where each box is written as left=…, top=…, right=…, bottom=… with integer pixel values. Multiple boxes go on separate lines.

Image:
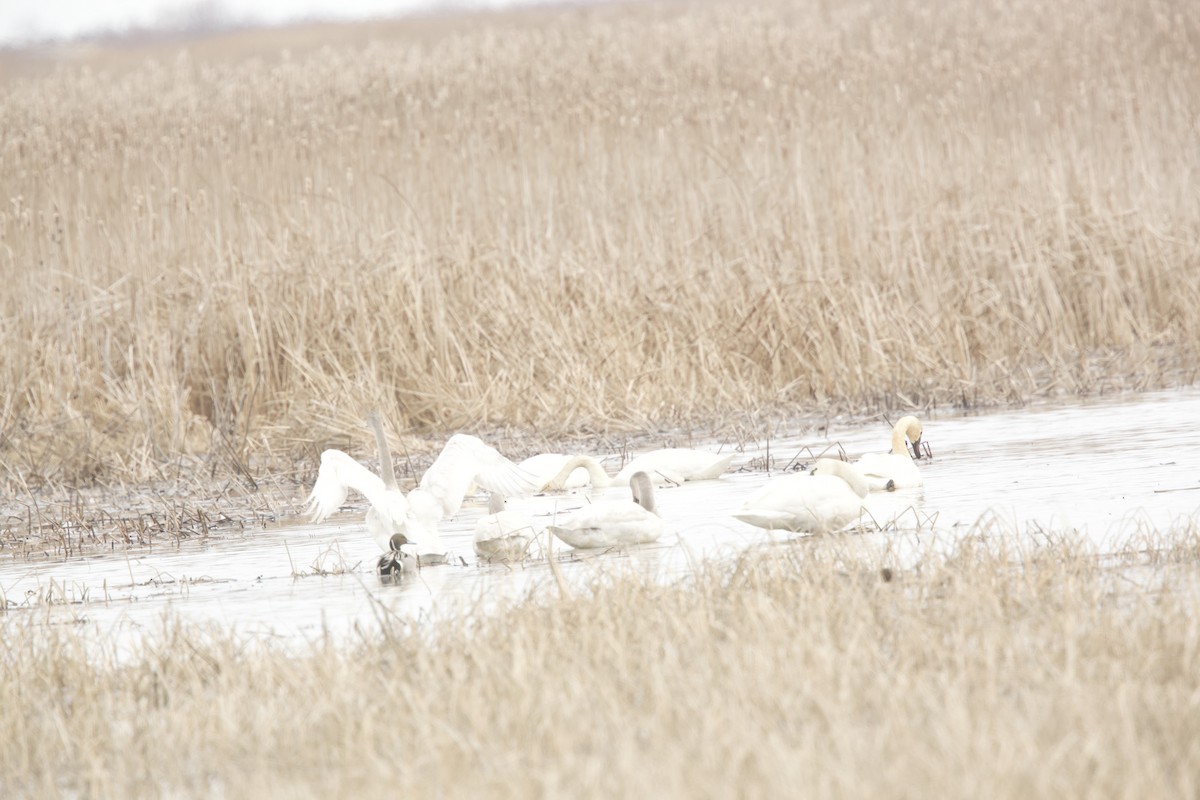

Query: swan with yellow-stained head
left=854, top=415, right=925, bottom=491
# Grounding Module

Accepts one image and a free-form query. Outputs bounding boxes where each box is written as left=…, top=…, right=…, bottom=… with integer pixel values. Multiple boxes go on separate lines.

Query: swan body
left=617, top=449, right=735, bottom=485
left=544, top=449, right=735, bottom=490
left=855, top=415, right=924, bottom=491
left=306, top=416, right=540, bottom=558
left=733, top=458, right=870, bottom=533
left=518, top=453, right=594, bottom=490
left=548, top=471, right=664, bottom=548
left=474, top=494, right=536, bottom=561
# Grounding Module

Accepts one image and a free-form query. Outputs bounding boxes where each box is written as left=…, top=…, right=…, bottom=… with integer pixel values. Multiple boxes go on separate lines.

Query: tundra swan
left=518, top=453, right=595, bottom=490
left=733, top=458, right=872, bottom=533
left=306, top=414, right=541, bottom=560
left=473, top=493, right=536, bottom=561
left=548, top=471, right=664, bottom=548
left=304, top=412, right=411, bottom=553
left=543, top=449, right=735, bottom=490
left=854, top=415, right=924, bottom=491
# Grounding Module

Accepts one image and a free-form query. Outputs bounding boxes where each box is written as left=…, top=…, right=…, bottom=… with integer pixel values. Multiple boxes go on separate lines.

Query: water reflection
left=3, top=387, right=1199, bottom=650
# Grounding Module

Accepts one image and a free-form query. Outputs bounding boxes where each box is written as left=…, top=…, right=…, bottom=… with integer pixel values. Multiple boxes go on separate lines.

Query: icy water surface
left=2, top=387, right=1199, bottom=650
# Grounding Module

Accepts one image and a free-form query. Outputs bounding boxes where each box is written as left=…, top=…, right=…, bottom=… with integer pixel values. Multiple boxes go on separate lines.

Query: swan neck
left=368, top=412, right=399, bottom=491
left=816, top=459, right=869, bottom=498
left=890, top=415, right=922, bottom=456
left=630, top=472, right=657, bottom=515
left=547, top=455, right=611, bottom=489
left=839, top=465, right=870, bottom=498
left=487, top=493, right=505, bottom=515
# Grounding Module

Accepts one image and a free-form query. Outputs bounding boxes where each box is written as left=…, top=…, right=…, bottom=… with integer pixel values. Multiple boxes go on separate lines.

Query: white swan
left=733, top=458, right=871, bottom=533
left=518, top=453, right=595, bottom=490
left=306, top=414, right=541, bottom=558
left=304, top=413, right=411, bottom=553
left=543, top=448, right=735, bottom=490
left=548, top=471, right=665, bottom=548
left=854, top=415, right=924, bottom=491
left=474, top=493, right=536, bottom=561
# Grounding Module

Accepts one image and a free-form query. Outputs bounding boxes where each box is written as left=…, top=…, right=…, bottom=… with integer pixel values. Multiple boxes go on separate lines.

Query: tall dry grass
left=2, top=531, right=1199, bottom=797
left=2, top=0, right=1199, bottom=487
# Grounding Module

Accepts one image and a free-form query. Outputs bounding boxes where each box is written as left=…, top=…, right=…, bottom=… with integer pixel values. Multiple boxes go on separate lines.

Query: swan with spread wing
left=305, top=413, right=540, bottom=572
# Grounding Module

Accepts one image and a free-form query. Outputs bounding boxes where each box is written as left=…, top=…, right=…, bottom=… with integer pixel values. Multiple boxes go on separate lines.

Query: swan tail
left=732, top=509, right=799, bottom=530
left=696, top=454, right=736, bottom=480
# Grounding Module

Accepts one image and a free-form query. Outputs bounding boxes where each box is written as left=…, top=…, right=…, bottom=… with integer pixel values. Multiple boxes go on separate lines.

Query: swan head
left=487, top=493, right=506, bottom=515
left=893, top=415, right=923, bottom=458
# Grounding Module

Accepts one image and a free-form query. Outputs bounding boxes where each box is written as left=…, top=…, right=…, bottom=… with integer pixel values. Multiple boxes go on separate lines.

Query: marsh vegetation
left=2, top=0, right=1197, bottom=494
left=4, top=532, right=1200, bottom=797
left=2, top=0, right=1200, bottom=795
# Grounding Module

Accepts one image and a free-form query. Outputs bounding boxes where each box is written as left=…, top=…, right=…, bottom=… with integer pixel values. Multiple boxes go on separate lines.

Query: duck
left=474, top=493, right=536, bottom=561
left=548, top=471, right=665, bottom=548
left=542, top=448, right=735, bottom=490
left=377, top=533, right=418, bottom=581
left=854, top=415, right=924, bottom=491
left=305, top=413, right=541, bottom=566
left=733, top=458, right=873, bottom=533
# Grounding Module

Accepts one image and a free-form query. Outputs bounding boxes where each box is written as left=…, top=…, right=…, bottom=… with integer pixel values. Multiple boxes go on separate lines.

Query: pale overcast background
left=0, top=0, right=559, bottom=46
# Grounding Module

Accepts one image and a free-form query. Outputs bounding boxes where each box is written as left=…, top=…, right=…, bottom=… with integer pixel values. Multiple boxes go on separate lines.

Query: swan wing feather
left=421, top=434, right=542, bottom=517
left=306, top=449, right=394, bottom=523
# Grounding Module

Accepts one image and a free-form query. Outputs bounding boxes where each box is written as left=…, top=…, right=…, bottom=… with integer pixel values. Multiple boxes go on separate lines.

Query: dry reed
left=1, top=0, right=1199, bottom=491
left=2, top=530, right=1199, bottom=797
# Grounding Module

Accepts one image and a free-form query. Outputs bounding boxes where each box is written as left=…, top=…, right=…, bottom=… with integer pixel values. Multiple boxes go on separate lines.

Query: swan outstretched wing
left=419, top=434, right=542, bottom=517
left=306, top=449, right=393, bottom=523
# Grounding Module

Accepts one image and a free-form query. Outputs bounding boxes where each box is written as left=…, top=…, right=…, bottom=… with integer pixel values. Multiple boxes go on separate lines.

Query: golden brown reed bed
left=2, top=0, right=1199, bottom=493
left=3, top=530, right=1199, bottom=797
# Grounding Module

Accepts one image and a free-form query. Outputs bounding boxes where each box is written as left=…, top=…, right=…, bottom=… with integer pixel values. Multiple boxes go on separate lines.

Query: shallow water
left=3, top=387, right=1199, bottom=651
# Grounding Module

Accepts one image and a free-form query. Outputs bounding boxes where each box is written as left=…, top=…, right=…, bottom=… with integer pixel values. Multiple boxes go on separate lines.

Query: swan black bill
left=909, top=436, right=924, bottom=460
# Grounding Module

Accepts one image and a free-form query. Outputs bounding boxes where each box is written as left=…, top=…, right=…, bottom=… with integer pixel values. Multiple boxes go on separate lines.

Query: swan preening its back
left=854, top=415, right=925, bottom=491
left=733, top=458, right=871, bottom=534
left=548, top=471, right=665, bottom=549
left=543, top=448, right=735, bottom=490
left=305, top=413, right=541, bottom=569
